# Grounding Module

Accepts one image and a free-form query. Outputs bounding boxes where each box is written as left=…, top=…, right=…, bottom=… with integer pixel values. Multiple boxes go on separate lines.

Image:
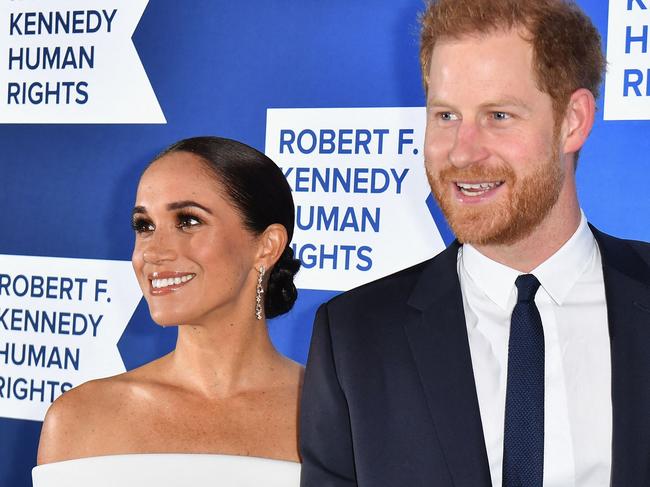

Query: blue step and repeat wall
left=1, top=0, right=648, bottom=485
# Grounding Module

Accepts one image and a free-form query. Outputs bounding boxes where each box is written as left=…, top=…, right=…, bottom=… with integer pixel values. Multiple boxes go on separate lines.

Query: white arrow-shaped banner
left=0, top=0, right=165, bottom=123
left=0, top=254, right=142, bottom=421
left=604, top=0, right=650, bottom=121
left=266, top=107, right=445, bottom=292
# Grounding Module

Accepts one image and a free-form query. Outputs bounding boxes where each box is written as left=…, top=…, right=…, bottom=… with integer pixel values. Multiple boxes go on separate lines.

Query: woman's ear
left=255, top=224, right=288, bottom=271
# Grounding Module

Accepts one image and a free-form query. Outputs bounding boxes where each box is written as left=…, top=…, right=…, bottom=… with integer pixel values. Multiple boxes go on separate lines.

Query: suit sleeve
left=300, top=302, right=358, bottom=487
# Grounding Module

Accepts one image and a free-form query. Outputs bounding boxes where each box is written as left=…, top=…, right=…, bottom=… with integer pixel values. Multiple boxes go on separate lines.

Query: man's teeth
left=456, top=181, right=503, bottom=196
left=151, top=274, right=195, bottom=289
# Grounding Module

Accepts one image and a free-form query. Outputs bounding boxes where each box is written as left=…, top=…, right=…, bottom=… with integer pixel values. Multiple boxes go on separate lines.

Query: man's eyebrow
left=481, top=96, right=531, bottom=109
left=426, top=98, right=454, bottom=108
left=166, top=200, right=213, bottom=214
left=426, top=100, right=463, bottom=116
left=426, top=96, right=532, bottom=111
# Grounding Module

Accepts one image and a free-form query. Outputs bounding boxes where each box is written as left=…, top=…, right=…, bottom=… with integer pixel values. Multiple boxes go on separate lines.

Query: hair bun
left=265, top=246, right=301, bottom=318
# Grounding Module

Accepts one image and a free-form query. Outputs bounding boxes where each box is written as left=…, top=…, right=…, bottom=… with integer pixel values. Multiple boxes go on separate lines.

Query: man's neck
left=471, top=194, right=582, bottom=273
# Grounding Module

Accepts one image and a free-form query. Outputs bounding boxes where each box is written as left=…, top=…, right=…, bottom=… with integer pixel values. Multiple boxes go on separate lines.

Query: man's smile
left=455, top=181, right=504, bottom=197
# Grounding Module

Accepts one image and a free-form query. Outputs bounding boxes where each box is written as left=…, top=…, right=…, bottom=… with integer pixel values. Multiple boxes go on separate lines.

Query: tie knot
left=515, top=274, right=540, bottom=303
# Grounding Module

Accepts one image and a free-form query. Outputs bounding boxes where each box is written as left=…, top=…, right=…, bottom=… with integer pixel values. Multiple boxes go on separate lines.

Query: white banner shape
left=0, top=0, right=165, bottom=124
left=604, top=0, right=650, bottom=120
left=265, top=107, right=445, bottom=292
left=0, top=255, right=142, bottom=421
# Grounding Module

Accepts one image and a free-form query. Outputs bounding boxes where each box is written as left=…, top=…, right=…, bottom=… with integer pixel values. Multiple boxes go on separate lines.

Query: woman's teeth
left=151, top=274, right=195, bottom=289
left=456, top=181, right=503, bottom=196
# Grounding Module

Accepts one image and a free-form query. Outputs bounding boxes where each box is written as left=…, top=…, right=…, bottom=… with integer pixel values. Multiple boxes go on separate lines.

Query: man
left=300, top=0, right=650, bottom=486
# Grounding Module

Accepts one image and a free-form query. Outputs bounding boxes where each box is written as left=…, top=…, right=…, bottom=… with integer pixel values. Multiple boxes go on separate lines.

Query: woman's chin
left=148, top=308, right=184, bottom=327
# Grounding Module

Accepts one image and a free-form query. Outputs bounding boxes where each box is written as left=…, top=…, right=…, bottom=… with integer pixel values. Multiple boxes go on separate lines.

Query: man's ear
left=255, top=224, right=288, bottom=271
left=561, top=88, right=596, bottom=155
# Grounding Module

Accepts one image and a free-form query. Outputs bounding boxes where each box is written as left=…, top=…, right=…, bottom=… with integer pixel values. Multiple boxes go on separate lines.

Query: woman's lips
left=147, top=272, right=196, bottom=295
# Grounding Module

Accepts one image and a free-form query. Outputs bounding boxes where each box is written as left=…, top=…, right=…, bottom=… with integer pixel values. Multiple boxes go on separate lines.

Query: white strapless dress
left=32, top=453, right=301, bottom=486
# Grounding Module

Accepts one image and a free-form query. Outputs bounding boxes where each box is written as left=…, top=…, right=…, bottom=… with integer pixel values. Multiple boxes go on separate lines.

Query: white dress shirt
left=457, top=214, right=612, bottom=486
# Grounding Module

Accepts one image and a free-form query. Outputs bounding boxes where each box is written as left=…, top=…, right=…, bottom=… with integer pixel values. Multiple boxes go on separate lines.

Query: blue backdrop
left=1, top=1, right=648, bottom=485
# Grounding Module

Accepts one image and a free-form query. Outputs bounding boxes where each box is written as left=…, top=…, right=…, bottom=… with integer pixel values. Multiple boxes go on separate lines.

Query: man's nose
left=448, top=122, right=489, bottom=168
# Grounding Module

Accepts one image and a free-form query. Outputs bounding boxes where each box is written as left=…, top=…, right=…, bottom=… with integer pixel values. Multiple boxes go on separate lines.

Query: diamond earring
left=255, top=265, right=265, bottom=320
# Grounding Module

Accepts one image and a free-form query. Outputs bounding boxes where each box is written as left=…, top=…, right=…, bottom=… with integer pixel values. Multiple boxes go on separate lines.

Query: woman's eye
left=131, top=218, right=154, bottom=234
left=177, top=213, right=202, bottom=229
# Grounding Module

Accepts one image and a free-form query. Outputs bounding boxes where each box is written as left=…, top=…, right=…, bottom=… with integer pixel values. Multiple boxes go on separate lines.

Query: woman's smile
left=149, top=271, right=197, bottom=295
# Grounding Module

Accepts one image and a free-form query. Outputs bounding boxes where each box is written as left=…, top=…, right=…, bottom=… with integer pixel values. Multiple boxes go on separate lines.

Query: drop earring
left=255, top=265, right=265, bottom=320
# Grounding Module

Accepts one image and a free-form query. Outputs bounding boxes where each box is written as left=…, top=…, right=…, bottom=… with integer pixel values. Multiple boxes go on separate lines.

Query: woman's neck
left=164, top=314, right=283, bottom=398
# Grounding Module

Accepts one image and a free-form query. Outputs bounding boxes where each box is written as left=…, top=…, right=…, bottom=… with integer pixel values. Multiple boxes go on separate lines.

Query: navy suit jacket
left=300, top=228, right=650, bottom=486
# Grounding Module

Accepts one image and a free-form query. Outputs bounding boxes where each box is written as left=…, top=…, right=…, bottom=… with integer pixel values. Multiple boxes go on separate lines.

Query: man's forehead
left=426, top=30, right=545, bottom=106
left=433, top=28, right=534, bottom=80
left=428, top=29, right=534, bottom=78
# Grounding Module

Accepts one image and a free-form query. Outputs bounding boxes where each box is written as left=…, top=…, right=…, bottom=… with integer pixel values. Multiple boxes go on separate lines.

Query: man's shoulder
left=592, top=226, right=650, bottom=258
left=593, top=226, right=649, bottom=246
left=591, top=226, right=650, bottom=281
left=329, top=258, right=432, bottom=308
left=323, top=244, right=459, bottom=318
left=615, top=235, right=650, bottom=258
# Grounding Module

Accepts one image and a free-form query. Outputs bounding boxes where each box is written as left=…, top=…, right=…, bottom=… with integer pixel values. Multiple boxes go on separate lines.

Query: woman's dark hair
left=153, top=136, right=300, bottom=318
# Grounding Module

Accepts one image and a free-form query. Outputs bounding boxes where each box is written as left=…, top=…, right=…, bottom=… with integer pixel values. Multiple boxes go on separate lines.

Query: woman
left=34, top=137, right=303, bottom=485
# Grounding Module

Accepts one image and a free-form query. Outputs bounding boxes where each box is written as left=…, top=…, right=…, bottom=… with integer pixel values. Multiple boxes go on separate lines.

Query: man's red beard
left=427, top=154, right=565, bottom=246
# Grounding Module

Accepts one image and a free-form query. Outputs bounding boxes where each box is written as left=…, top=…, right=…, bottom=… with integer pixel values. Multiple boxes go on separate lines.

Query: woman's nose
left=142, top=230, right=178, bottom=264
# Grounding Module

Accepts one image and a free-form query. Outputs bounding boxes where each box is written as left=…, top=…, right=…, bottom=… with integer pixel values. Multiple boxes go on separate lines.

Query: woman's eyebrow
left=166, top=200, right=213, bottom=214
left=132, top=201, right=214, bottom=216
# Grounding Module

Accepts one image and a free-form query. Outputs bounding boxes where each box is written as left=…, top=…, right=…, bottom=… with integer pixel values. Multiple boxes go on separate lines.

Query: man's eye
left=177, top=213, right=202, bottom=229
left=492, top=111, right=510, bottom=120
left=439, top=112, right=459, bottom=121
left=131, top=218, right=154, bottom=234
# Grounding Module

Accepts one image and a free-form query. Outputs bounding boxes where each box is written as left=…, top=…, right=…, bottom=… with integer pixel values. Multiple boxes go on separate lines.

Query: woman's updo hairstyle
left=154, top=136, right=300, bottom=318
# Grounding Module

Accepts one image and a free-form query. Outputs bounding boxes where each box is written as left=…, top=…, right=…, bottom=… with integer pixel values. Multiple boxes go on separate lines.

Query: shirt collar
left=460, top=212, right=596, bottom=309
left=461, top=241, right=520, bottom=311
left=531, top=212, right=596, bottom=305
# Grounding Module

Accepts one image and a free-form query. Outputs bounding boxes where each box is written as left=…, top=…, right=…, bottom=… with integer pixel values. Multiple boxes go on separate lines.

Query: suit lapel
left=405, top=243, right=492, bottom=487
left=593, top=229, right=650, bottom=486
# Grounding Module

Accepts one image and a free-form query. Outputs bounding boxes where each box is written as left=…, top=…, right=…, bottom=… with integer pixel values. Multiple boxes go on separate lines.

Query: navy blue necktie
left=503, top=274, right=544, bottom=487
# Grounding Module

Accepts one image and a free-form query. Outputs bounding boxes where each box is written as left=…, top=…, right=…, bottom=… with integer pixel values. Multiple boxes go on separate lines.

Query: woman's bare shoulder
left=275, top=355, right=304, bottom=388
left=37, top=359, right=166, bottom=464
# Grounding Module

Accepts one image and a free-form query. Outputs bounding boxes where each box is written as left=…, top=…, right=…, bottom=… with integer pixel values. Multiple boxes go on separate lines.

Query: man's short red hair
left=419, top=0, right=606, bottom=119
